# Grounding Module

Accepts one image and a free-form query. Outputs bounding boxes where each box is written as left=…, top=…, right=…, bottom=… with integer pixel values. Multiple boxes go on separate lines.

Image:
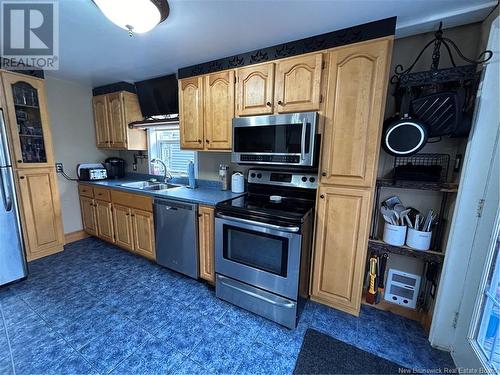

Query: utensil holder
left=406, top=228, right=432, bottom=251
left=383, top=223, right=407, bottom=246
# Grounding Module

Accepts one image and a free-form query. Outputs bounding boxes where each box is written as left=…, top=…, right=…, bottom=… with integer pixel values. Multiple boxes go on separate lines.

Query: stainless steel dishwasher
left=154, top=198, right=198, bottom=279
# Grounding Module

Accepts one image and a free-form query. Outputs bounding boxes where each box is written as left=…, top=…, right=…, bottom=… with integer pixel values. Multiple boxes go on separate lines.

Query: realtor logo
left=1, top=1, right=59, bottom=70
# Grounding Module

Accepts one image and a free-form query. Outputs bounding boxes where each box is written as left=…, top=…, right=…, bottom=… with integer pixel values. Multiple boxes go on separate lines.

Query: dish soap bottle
left=188, top=160, right=196, bottom=189
left=219, top=164, right=229, bottom=190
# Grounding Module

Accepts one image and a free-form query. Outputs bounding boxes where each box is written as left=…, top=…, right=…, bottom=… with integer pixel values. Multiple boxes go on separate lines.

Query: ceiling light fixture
left=93, top=0, right=169, bottom=35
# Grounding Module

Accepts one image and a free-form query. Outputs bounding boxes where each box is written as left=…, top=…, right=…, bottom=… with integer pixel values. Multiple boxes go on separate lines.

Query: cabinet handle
left=278, top=100, right=283, bottom=105
left=321, top=172, right=327, bottom=177
left=19, top=176, right=25, bottom=179
left=126, top=213, right=129, bottom=216
left=17, top=160, right=23, bottom=163
left=320, top=194, right=325, bottom=199
left=266, top=101, right=271, bottom=107
left=198, top=139, right=202, bottom=143
left=206, top=140, right=210, bottom=144
left=131, top=214, right=135, bottom=217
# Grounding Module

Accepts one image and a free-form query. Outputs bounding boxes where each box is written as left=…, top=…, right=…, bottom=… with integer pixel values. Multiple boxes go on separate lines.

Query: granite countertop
left=80, top=175, right=245, bottom=206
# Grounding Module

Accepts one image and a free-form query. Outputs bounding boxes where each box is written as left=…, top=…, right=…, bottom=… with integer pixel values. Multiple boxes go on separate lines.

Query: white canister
left=406, top=228, right=432, bottom=251
left=383, top=223, right=407, bottom=246
left=231, top=172, right=245, bottom=193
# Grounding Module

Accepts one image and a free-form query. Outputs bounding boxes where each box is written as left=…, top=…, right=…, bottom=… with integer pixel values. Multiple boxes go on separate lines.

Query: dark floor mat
left=293, top=328, right=410, bottom=374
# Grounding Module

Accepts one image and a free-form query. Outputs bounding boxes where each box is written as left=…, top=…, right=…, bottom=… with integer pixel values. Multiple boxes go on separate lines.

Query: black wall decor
left=92, top=81, right=137, bottom=96
left=178, top=17, right=397, bottom=79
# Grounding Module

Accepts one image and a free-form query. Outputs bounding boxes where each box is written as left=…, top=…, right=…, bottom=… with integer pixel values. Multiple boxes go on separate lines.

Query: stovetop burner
left=216, top=169, right=318, bottom=225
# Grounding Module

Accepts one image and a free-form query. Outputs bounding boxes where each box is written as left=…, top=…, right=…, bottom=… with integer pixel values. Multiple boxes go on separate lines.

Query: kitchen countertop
left=80, top=177, right=245, bottom=206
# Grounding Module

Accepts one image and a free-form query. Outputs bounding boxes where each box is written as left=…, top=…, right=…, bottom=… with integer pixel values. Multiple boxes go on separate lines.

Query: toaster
left=79, top=168, right=107, bottom=181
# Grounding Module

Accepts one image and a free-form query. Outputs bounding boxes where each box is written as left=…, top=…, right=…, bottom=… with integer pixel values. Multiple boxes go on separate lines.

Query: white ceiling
left=44, top=0, right=497, bottom=86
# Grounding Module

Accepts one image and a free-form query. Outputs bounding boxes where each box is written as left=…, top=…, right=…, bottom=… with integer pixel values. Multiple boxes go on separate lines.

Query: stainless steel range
left=215, top=169, right=317, bottom=329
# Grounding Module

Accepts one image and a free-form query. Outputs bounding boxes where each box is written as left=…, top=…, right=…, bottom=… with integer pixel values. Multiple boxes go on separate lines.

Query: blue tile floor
left=0, top=237, right=455, bottom=374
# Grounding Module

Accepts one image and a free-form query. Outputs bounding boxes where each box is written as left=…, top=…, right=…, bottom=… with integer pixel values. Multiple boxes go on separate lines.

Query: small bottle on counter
left=219, top=164, right=229, bottom=190
left=188, top=160, right=196, bottom=189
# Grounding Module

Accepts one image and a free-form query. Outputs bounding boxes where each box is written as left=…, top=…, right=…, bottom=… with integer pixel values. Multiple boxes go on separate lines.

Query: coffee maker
left=104, top=157, right=126, bottom=179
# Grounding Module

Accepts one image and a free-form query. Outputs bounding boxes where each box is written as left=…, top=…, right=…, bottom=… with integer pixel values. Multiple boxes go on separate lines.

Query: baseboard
left=64, top=230, right=90, bottom=244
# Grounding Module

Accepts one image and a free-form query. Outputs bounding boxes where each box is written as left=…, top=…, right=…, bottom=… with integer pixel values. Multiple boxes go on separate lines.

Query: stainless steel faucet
left=150, top=159, right=173, bottom=182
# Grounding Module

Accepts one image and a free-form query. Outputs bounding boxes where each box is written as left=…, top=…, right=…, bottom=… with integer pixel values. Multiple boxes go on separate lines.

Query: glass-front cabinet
left=1, top=73, right=53, bottom=168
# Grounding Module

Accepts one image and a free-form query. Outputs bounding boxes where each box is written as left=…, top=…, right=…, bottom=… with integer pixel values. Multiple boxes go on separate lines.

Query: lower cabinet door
left=113, top=204, right=134, bottom=251
left=80, top=196, right=97, bottom=236
left=198, top=205, right=215, bottom=283
left=95, top=200, right=115, bottom=243
left=17, top=168, right=64, bottom=260
left=132, top=209, right=155, bottom=260
left=311, top=185, right=372, bottom=316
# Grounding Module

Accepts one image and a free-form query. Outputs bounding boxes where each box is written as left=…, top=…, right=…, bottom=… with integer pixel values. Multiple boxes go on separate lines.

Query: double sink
left=120, top=181, right=183, bottom=192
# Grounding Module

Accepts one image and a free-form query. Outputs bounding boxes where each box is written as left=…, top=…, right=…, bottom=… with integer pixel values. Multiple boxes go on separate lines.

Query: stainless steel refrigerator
left=0, top=108, right=27, bottom=286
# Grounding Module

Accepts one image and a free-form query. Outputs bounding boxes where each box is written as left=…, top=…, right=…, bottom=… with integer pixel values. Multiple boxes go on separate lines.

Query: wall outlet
left=55, top=163, right=63, bottom=173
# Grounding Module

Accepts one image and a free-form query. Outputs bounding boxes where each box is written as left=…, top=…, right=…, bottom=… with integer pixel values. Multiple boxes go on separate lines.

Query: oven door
left=215, top=215, right=302, bottom=300
left=232, top=112, right=318, bottom=166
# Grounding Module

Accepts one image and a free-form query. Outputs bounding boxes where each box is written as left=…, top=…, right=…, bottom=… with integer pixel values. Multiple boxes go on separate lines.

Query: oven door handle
left=300, top=118, right=307, bottom=161
left=216, top=214, right=300, bottom=233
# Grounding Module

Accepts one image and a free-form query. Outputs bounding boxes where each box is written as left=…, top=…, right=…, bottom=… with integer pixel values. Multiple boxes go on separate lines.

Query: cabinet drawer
left=93, top=187, right=111, bottom=202
left=111, top=190, right=153, bottom=212
left=78, top=184, right=94, bottom=198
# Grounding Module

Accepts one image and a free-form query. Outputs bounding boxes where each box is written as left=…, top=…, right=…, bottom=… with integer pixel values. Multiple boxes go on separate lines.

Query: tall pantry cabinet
left=0, top=71, right=64, bottom=261
left=310, top=38, right=393, bottom=316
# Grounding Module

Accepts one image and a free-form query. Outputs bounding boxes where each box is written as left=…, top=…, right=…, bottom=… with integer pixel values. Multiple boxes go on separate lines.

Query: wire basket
left=393, top=153, right=450, bottom=182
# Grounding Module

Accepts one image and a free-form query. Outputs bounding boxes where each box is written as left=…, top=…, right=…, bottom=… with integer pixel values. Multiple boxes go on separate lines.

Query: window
left=148, top=126, right=196, bottom=176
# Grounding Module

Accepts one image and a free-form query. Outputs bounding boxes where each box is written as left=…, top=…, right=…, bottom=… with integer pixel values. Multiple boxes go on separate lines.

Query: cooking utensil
left=376, top=253, right=389, bottom=304
left=366, top=255, right=378, bottom=304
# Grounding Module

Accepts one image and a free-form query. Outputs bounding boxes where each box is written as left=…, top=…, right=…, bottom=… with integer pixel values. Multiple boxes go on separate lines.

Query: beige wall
left=45, top=76, right=116, bottom=234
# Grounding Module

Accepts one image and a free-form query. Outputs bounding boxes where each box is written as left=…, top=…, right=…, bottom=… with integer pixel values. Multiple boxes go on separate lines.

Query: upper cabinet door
left=236, top=63, right=274, bottom=116
left=107, top=92, right=127, bottom=149
left=1, top=73, right=54, bottom=168
left=204, top=71, right=235, bottom=150
left=320, top=39, right=392, bottom=187
left=179, top=77, right=204, bottom=149
left=92, top=95, right=110, bottom=148
left=274, top=54, right=323, bottom=113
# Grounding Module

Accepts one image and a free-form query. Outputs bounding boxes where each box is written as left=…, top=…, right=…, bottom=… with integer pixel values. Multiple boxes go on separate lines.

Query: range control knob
left=301, top=176, right=307, bottom=182
left=250, top=173, right=256, bottom=178
left=256, top=173, right=262, bottom=179
left=309, top=177, right=316, bottom=183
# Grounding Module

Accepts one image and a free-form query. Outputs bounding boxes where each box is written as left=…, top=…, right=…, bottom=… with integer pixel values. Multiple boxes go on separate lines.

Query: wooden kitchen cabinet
left=204, top=71, right=235, bottom=150
left=92, top=91, right=145, bottom=150
left=236, top=63, right=275, bottom=116
left=95, top=199, right=114, bottom=243
left=274, top=54, right=323, bottom=113
left=132, top=209, right=155, bottom=260
left=17, top=168, right=64, bottom=260
left=311, top=37, right=393, bottom=316
left=198, top=205, right=215, bottom=283
left=320, top=39, right=392, bottom=187
left=179, top=77, right=204, bottom=149
left=311, top=186, right=372, bottom=315
left=113, top=204, right=134, bottom=251
left=1, top=72, right=55, bottom=169
left=92, top=94, right=110, bottom=148
left=80, top=196, right=97, bottom=237
left=78, top=185, right=155, bottom=259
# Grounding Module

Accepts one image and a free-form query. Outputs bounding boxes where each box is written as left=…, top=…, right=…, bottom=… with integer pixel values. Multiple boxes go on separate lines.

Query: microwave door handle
left=300, top=118, right=307, bottom=161
left=217, top=214, right=300, bottom=233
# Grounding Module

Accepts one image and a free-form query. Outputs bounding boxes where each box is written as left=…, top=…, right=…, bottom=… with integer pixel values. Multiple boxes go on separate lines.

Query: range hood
left=129, top=115, right=179, bottom=129
left=130, top=73, right=179, bottom=128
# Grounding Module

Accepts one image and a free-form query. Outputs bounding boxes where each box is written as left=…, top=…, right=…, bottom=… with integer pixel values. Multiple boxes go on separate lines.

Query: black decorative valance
left=178, top=17, right=397, bottom=79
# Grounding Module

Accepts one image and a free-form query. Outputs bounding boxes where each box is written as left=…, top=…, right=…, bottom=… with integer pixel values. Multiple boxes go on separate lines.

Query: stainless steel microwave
left=232, top=112, right=318, bottom=166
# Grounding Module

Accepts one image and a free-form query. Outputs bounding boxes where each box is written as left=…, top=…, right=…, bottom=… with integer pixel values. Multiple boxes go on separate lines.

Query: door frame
left=430, top=16, right=499, bottom=354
